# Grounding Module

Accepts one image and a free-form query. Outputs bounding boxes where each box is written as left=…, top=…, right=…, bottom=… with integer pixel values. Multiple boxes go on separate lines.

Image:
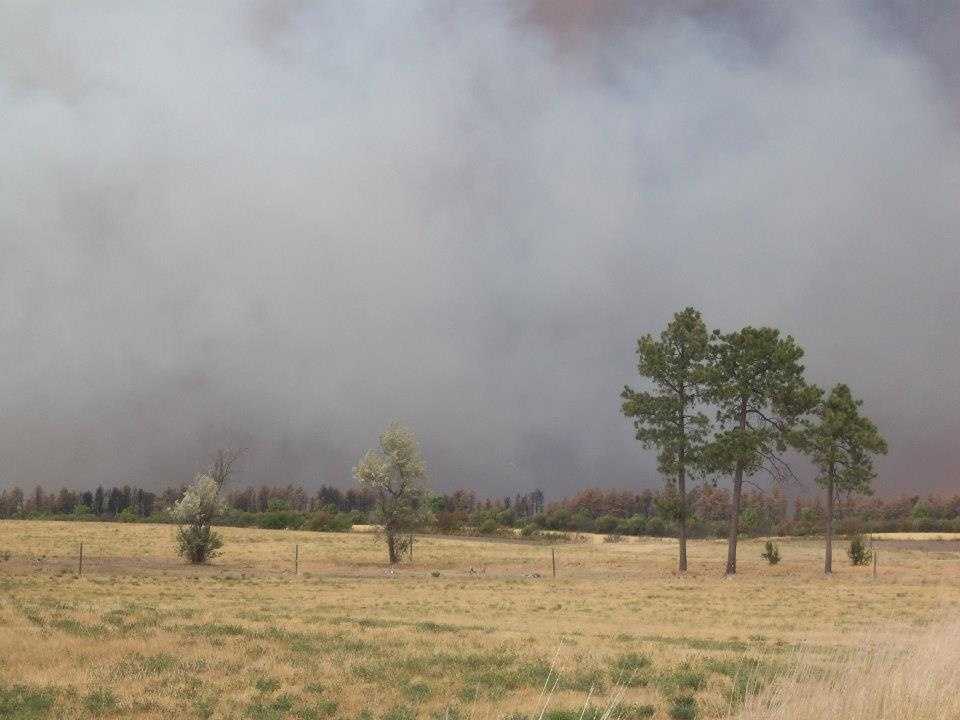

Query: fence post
left=873, top=548, right=878, bottom=578
left=78, top=542, right=83, bottom=577
left=294, top=544, right=299, bottom=576
left=551, top=547, right=556, bottom=579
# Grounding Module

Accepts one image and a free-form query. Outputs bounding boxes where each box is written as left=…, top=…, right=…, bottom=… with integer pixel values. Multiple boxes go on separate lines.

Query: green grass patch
left=50, top=617, right=103, bottom=637
left=84, top=688, right=119, bottom=716
left=618, top=703, right=655, bottom=719
left=657, top=663, right=706, bottom=694
left=244, top=694, right=294, bottom=720
left=668, top=695, right=697, bottom=720
left=0, top=684, right=56, bottom=719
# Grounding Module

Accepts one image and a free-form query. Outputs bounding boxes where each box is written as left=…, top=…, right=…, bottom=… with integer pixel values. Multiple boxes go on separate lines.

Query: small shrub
left=382, top=706, right=416, bottom=720
left=848, top=535, right=873, bottom=566
left=84, top=688, right=118, bottom=716
left=259, top=511, right=304, bottom=530
left=668, top=695, right=697, bottom=720
left=478, top=519, right=499, bottom=535
left=603, top=534, right=624, bottom=543
left=619, top=704, right=655, bottom=720
left=117, top=507, right=138, bottom=523
left=172, top=474, right=226, bottom=564
left=254, top=677, right=280, bottom=692
left=305, top=511, right=352, bottom=533
left=760, top=540, right=781, bottom=565
left=658, top=663, right=705, bottom=693
left=176, top=525, right=223, bottom=564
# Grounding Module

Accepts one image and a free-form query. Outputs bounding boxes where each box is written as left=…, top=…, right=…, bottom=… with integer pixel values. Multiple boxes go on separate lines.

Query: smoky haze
left=1, top=2, right=958, bottom=498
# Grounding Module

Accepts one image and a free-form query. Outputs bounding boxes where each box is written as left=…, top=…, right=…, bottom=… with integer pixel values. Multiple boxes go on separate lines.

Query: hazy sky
left=1, top=1, right=958, bottom=498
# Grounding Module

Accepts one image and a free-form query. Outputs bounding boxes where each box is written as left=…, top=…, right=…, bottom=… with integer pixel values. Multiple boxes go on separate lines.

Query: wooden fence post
left=873, top=548, right=878, bottom=578
left=78, top=542, right=83, bottom=576
left=294, top=544, right=299, bottom=576
left=551, top=547, right=556, bottom=579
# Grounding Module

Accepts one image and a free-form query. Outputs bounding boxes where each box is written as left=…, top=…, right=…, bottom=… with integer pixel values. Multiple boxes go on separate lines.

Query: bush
left=118, top=507, right=138, bottom=523
left=848, top=535, right=873, bottom=566
left=478, top=519, right=499, bottom=535
left=760, top=540, right=781, bottom=565
left=617, top=515, right=647, bottom=536
left=172, top=474, right=226, bottom=564
left=259, top=510, right=304, bottom=530
left=646, top=516, right=666, bottom=536
left=176, top=525, right=223, bottom=564
left=306, top=511, right=353, bottom=532
left=668, top=696, right=697, bottom=720
left=594, top=515, right=620, bottom=534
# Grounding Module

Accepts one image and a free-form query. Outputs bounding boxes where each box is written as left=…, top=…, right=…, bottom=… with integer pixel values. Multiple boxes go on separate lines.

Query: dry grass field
left=1, top=521, right=958, bottom=720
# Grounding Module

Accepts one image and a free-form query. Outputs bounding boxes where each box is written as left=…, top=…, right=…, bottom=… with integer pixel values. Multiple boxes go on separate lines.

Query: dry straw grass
left=737, top=618, right=960, bottom=720
left=0, top=520, right=958, bottom=718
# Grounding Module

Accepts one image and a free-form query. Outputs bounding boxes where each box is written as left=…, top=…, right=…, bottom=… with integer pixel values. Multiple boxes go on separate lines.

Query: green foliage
left=848, top=535, right=873, bottom=566
left=804, top=384, right=888, bottom=498
left=259, top=510, right=304, bottom=530
left=176, top=524, right=223, bottom=564
left=478, top=519, right=499, bottom=535
left=760, top=540, right=781, bottom=564
left=117, top=507, right=138, bottom=523
left=621, top=307, right=711, bottom=480
left=703, top=326, right=820, bottom=478
left=305, top=510, right=353, bottom=532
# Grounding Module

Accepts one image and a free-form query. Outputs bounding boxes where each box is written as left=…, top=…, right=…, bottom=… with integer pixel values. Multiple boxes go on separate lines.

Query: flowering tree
left=172, top=473, right=226, bottom=564
left=354, top=422, right=429, bottom=563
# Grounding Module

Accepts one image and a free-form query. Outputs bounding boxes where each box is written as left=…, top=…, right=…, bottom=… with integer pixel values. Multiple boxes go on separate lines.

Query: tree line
left=0, top=480, right=953, bottom=537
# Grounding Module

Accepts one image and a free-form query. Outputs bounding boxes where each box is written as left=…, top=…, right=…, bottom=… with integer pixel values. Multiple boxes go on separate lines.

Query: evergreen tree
left=704, top=326, right=820, bottom=575
left=803, top=384, right=887, bottom=573
left=622, top=307, right=711, bottom=572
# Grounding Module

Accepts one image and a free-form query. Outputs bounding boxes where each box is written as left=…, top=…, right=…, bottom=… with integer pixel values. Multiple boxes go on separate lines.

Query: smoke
left=1, top=2, right=958, bottom=496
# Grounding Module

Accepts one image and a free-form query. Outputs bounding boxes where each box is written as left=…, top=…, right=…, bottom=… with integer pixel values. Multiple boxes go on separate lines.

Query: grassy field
left=1, top=521, right=958, bottom=720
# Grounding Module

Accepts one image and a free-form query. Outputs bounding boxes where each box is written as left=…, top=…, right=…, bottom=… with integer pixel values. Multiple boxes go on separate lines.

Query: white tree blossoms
left=354, top=423, right=429, bottom=563
left=173, top=473, right=226, bottom=564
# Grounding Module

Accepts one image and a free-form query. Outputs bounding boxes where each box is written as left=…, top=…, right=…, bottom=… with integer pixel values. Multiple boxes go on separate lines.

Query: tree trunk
left=725, top=398, right=749, bottom=576
left=824, top=465, right=834, bottom=574
left=386, top=532, right=399, bottom=564
left=678, top=464, right=688, bottom=573
left=725, top=468, right=743, bottom=575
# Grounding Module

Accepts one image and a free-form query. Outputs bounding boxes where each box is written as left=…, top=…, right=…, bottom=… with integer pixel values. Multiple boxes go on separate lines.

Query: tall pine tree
left=704, top=326, right=820, bottom=575
left=621, top=307, right=710, bottom=572
left=803, top=384, right=887, bottom=574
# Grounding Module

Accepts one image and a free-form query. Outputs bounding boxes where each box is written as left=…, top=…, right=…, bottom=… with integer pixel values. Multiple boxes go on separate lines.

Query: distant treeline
left=0, top=482, right=957, bottom=536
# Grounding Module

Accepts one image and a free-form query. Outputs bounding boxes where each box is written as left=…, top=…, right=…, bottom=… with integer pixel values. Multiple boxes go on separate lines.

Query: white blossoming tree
left=353, top=422, right=429, bottom=563
left=172, top=473, right=226, bottom=564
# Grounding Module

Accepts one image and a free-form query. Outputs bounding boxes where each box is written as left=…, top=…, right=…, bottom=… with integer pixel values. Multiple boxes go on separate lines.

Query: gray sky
left=1, top=1, right=958, bottom=498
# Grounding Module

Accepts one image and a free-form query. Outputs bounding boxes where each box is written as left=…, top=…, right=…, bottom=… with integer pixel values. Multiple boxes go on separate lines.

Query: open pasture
left=1, top=521, right=959, bottom=720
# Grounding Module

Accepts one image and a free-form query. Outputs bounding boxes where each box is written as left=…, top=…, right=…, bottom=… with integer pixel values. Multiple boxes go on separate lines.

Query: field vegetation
left=1, top=520, right=958, bottom=719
